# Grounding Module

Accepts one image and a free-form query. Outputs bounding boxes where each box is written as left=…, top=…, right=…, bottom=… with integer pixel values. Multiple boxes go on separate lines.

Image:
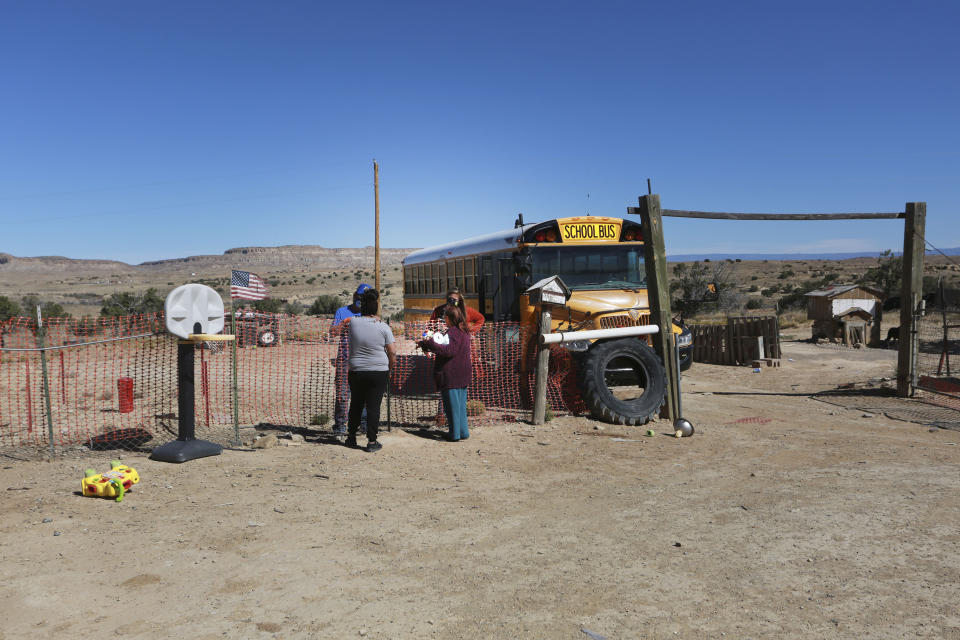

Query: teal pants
left=441, top=387, right=469, bottom=441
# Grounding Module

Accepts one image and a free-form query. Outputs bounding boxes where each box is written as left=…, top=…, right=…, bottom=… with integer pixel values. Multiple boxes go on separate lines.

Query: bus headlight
left=677, top=332, right=693, bottom=348
left=562, top=340, right=590, bottom=352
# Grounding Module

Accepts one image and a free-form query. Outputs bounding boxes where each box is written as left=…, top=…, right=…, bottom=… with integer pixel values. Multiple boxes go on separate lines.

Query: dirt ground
left=1, top=340, right=958, bottom=639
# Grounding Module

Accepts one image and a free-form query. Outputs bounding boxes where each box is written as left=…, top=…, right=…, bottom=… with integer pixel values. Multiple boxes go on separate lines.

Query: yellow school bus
left=402, top=215, right=692, bottom=425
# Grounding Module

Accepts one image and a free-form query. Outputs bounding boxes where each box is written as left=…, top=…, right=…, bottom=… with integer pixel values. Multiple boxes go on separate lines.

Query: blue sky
left=1, top=1, right=957, bottom=264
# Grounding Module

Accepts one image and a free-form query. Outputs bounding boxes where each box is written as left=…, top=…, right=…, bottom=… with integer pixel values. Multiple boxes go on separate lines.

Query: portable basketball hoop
left=150, top=284, right=235, bottom=463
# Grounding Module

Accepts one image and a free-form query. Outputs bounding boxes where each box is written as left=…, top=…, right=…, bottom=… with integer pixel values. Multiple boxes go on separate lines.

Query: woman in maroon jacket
left=418, top=305, right=472, bottom=441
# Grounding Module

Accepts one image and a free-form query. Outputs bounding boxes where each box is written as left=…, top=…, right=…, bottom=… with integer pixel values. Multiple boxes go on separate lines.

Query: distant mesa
left=0, top=245, right=419, bottom=273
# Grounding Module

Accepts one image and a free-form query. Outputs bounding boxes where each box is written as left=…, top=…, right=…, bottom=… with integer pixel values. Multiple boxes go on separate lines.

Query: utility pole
left=374, top=160, right=381, bottom=312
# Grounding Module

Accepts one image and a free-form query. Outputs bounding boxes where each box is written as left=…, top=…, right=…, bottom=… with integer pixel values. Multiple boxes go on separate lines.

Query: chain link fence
left=915, top=281, right=960, bottom=403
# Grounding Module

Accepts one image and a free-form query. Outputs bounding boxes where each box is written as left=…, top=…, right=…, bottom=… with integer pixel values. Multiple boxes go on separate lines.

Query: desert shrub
left=0, top=296, right=21, bottom=321
left=307, top=295, right=342, bottom=315
left=252, top=298, right=284, bottom=313
left=100, top=289, right=163, bottom=316
left=309, top=413, right=330, bottom=426
left=283, top=300, right=304, bottom=316
left=745, top=298, right=764, bottom=310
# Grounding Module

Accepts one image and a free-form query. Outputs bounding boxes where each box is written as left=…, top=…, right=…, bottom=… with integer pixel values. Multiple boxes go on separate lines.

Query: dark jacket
left=423, top=326, right=472, bottom=390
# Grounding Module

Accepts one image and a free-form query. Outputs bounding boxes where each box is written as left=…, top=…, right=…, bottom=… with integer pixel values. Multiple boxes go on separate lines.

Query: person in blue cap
left=330, top=284, right=372, bottom=434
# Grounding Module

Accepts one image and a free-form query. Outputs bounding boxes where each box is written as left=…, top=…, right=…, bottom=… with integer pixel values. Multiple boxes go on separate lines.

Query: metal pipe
left=540, top=324, right=659, bottom=345
left=0, top=332, right=155, bottom=352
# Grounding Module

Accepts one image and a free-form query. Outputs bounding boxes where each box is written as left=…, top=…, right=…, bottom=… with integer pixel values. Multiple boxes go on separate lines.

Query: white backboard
left=165, top=284, right=225, bottom=339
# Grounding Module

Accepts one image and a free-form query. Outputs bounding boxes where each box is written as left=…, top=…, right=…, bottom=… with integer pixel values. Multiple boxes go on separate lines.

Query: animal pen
left=627, top=197, right=930, bottom=401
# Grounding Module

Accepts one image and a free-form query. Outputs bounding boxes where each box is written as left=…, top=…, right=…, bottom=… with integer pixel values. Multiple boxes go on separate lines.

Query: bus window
left=432, top=263, right=440, bottom=294
left=465, top=258, right=475, bottom=293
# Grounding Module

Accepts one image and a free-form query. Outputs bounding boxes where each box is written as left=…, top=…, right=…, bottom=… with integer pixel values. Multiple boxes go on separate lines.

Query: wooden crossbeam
left=626, top=208, right=904, bottom=220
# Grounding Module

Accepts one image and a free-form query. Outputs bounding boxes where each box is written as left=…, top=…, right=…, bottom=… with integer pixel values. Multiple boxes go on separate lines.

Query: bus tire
left=580, top=338, right=666, bottom=426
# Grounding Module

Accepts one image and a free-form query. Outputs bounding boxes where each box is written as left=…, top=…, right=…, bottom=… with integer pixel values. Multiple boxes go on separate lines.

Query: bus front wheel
left=580, top=338, right=666, bottom=426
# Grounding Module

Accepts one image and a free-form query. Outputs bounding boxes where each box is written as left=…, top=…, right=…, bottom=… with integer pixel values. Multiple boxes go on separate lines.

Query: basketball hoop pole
left=150, top=333, right=235, bottom=463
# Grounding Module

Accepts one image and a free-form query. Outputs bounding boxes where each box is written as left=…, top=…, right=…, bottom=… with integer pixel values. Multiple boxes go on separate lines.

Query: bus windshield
left=530, top=245, right=646, bottom=290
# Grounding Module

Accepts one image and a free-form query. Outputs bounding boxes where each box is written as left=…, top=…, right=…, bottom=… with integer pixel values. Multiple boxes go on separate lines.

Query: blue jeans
left=441, top=387, right=469, bottom=441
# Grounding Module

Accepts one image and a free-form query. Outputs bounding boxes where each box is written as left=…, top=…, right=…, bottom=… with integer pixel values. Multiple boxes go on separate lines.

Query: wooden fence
left=690, top=315, right=781, bottom=365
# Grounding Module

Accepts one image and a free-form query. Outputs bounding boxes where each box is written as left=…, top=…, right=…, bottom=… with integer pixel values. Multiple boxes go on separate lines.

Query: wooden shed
left=805, top=284, right=884, bottom=346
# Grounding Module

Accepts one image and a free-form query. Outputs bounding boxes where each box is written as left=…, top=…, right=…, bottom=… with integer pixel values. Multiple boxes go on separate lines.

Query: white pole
left=540, top=324, right=660, bottom=345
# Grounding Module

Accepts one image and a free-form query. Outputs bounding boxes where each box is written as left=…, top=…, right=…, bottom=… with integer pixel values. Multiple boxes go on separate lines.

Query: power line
left=923, top=236, right=960, bottom=270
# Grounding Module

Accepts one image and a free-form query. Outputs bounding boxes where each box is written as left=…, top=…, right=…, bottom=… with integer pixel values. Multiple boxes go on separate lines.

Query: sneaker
left=344, top=435, right=357, bottom=448
left=332, top=425, right=347, bottom=435
left=365, top=441, right=382, bottom=453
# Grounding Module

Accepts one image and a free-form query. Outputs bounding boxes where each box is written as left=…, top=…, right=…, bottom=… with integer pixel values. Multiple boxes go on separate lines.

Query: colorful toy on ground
left=82, top=461, right=139, bottom=501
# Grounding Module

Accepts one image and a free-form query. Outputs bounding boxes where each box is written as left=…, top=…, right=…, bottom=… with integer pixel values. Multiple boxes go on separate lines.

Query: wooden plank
left=725, top=319, right=734, bottom=366
left=898, top=202, right=926, bottom=396
left=627, top=209, right=904, bottom=220
left=637, top=195, right=679, bottom=420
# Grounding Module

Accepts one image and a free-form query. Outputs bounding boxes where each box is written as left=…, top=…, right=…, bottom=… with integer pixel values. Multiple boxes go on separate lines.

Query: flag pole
left=374, top=159, right=381, bottom=314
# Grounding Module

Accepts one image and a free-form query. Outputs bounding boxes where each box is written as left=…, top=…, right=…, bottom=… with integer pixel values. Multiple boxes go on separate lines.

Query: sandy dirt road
left=1, top=341, right=958, bottom=639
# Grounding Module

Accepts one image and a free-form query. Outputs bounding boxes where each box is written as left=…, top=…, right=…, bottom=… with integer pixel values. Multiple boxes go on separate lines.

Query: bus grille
left=599, top=314, right=650, bottom=330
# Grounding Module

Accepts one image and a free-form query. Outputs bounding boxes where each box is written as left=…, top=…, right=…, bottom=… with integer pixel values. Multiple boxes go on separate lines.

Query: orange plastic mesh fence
left=0, top=314, right=584, bottom=452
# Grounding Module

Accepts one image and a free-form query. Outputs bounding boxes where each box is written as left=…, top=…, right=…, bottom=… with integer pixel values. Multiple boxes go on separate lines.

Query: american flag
left=231, top=270, right=268, bottom=300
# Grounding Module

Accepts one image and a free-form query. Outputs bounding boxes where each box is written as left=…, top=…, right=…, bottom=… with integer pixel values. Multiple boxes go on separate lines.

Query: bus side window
left=465, top=258, right=475, bottom=293
left=432, top=263, right=440, bottom=294
left=439, top=262, right=447, bottom=292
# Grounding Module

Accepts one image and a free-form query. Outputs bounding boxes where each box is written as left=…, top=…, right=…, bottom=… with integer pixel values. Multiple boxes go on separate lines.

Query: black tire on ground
left=679, top=348, right=693, bottom=371
left=580, top=338, right=666, bottom=426
left=258, top=329, right=277, bottom=347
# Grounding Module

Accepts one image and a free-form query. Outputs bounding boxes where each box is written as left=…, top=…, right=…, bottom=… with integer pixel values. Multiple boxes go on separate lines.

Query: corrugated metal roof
left=805, top=284, right=884, bottom=298
left=834, top=307, right=874, bottom=320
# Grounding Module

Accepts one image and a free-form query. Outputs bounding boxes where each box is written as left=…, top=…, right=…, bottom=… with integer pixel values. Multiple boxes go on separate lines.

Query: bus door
left=495, top=255, right=516, bottom=321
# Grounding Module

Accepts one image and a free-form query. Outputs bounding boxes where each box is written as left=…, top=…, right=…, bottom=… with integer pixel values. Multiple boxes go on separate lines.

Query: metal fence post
left=386, top=318, right=392, bottom=431
left=36, top=306, right=56, bottom=457
left=230, top=309, right=240, bottom=445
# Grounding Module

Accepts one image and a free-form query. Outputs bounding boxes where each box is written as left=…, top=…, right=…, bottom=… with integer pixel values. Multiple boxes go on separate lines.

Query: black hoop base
left=150, top=341, right=223, bottom=463
left=150, top=437, right=222, bottom=463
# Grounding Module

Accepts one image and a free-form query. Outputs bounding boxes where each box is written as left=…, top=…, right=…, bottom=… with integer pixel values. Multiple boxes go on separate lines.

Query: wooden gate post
left=636, top=195, right=678, bottom=420
left=897, top=202, right=926, bottom=397
left=532, top=309, right=551, bottom=425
